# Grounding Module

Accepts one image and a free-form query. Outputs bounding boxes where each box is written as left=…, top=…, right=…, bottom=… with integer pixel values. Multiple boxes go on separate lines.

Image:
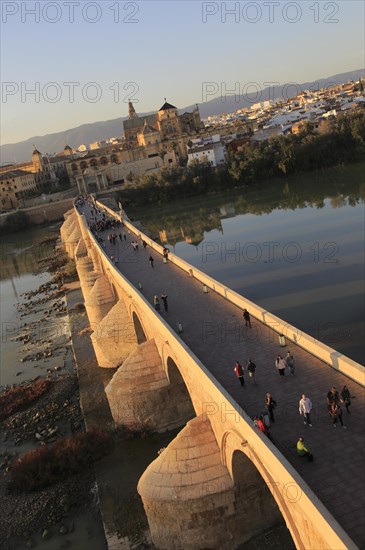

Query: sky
left=1, top=0, right=364, bottom=144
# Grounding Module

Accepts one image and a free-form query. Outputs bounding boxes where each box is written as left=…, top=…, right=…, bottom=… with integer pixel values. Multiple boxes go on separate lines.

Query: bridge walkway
left=80, top=203, right=365, bottom=548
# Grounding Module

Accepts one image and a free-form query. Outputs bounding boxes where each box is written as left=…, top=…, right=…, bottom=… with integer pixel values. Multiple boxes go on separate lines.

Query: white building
left=187, top=139, right=226, bottom=167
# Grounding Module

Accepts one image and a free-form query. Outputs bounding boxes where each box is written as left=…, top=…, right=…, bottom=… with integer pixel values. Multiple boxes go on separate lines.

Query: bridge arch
left=166, top=355, right=195, bottom=424
left=222, top=429, right=300, bottom=548
left=231, top=449, right=292, bottom=545
left=132, top=310, right=147, bottom=344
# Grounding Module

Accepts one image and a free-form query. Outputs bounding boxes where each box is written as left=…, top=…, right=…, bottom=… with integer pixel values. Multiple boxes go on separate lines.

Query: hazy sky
left=1, top=0, right=364, bottom=144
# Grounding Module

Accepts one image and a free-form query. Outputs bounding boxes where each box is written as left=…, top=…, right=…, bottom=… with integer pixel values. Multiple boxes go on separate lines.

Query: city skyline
left=1, top=0, right=364, bottom=144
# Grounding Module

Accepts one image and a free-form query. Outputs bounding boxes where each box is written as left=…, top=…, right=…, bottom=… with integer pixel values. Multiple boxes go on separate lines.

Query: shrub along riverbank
left=116, top=110, right=365, bottom=207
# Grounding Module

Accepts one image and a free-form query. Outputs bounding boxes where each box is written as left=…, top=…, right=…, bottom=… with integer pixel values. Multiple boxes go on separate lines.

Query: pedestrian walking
left=149, top=255, right=154, bottom=268
left=255, top=416, right=274, bottom=442
left=330, top=402, right=346, bottom=428
left=243, top=308, right=251, bottom=328
left=163, top=247, right=169, bottom=262
left=247, top=359, right=257, bottom=385
left=160, top=293, right=168, bottom=312
left=275, top=355, right=286, bottom=376
left=123, top=234, right=127, bottom=241
left=296, top=437, right=313, bottom=461
left=326, top=386, right=342, bottom=414
left=153, top=295, right=160, bottom=311
left=234, top=361, right=245, bottom=387
left=265, top=392, right=277, bottom=423
left=341, top=385, right=352, bottom=413
left=299, top=394, right=313, bottom=427
left=286, top=351, right=295, bottom=375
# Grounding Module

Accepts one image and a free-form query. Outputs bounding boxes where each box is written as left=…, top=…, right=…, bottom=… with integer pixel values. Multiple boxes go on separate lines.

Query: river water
left=129, top=162, right=365, bottom=365
left=0, top=163, right=363, bottom=548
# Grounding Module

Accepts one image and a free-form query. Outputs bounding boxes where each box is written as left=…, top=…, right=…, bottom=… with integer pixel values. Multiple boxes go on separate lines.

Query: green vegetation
left=116, top=111, right=365, bottom=207
left=129, top=161, right=365, bottom=243
left=0, top=379, right=52, bottom=421
left=0, top=210, right=30, bottom=235
left=9, top=428, right=112, bottom=491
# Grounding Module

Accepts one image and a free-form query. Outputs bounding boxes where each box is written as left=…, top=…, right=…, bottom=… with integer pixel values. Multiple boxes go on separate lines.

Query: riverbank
left=0, top=198, right=75, bottom=236
left=0, top=240, right=107, bottom=549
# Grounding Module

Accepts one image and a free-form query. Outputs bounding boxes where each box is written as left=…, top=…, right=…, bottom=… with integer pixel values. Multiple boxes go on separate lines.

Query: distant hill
left=1, top=69, right=363, bottom=163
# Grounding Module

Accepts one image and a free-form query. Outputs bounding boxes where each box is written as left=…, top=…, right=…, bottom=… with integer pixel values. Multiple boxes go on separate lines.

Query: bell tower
left=128, top=100, right=138, bottom=120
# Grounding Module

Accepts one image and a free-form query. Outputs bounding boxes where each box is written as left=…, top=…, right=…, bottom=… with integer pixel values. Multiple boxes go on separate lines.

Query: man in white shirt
left=299, top=394, right=313, bottom=427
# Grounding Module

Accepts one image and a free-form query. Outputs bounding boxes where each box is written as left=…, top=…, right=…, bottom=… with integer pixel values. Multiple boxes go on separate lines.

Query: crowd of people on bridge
left=76, top=195, right=356, bottom=468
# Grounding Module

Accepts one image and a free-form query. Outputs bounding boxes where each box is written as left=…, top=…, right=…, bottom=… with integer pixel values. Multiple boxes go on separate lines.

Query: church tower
left=128, top=100, right=139, bottom=120
left=32, top=148, right=44, bottom=172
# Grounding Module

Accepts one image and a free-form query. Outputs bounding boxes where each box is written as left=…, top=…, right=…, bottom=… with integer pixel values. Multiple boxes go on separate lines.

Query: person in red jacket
left=255, top=416, right=274, bottom=442
left=234, top=361, right=245, bottom=386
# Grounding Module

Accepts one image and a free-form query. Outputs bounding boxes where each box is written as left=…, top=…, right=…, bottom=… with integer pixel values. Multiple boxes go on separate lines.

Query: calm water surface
left=130, top=163, right=365, bottom=365
left=0, top=224, right=63, bottom=385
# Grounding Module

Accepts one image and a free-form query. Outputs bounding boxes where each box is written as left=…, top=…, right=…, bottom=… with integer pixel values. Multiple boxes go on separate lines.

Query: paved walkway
left=81, top=203, right=365, bottom=549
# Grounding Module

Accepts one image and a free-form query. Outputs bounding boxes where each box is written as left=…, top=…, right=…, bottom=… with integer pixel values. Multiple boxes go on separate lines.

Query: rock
left=16, top=372, right=22, bottom=376
left=60, top=496, right=70, bottom=512
left=42, top=529, right=50, bottom=540
left=35, top=433, right=43, bottom=441
left=59, top=525, right=68, bottom=535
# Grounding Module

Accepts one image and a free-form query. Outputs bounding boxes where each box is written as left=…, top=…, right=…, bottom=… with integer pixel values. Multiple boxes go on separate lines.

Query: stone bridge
left=60, top=200, right=364, bottom=550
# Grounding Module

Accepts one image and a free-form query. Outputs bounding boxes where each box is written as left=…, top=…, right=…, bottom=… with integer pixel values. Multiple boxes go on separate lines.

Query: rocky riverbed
left=0, top=241, right=107, bottom=549
left=0, top=366, right=105, bottom=550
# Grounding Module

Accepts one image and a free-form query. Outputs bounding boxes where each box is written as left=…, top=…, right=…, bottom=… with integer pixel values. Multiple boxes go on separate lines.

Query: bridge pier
left=137, top=414, right=284, bottom=549
left=60, top=209, right=76, bottom=243
left=84, top=275, right=116, bottom=326
left=90, top=297, right=138, bottom=368
left=137, top=415, right=235, bottom=549
left=60, top=211, right=81, bottom=259
left=75, top=257, right=101, bottom=303
left=105, top=339, right=195, bottom=432
left=74, top=236, right=88, bottom=260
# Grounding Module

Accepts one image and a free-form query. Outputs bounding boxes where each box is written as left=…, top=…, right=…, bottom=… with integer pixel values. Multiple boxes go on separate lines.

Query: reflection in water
left=130, top=163, right=365, bottom=364
left=132, top=163, right=365, bottom=246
